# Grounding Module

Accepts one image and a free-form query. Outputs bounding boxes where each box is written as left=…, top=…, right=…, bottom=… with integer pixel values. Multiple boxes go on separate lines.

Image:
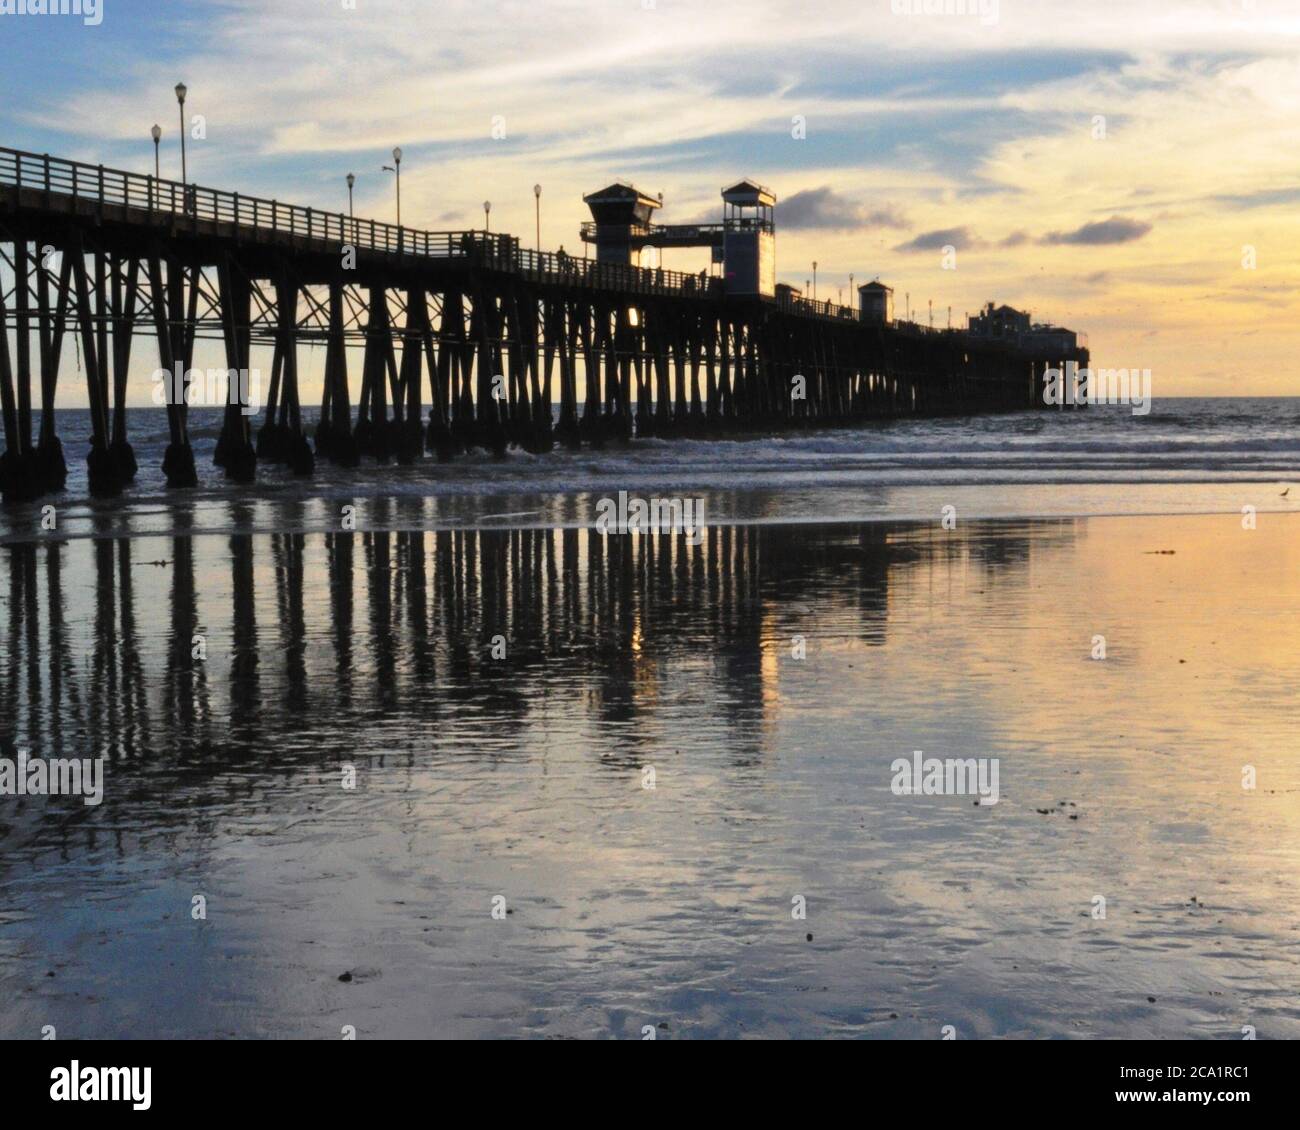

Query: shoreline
left=2, top=483, right=1297, bottom=545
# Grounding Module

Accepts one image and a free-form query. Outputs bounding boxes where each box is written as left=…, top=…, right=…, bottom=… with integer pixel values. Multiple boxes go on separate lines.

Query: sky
left=2, top=0, right=1300, bottom=398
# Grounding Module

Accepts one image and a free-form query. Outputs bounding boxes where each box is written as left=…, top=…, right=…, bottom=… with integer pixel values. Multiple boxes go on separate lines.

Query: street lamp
left=382, top=147, right=402, bottom=225
left=174, top=83, right=187, bottom=185
left=533, top=183, right=541, bottom=252
left=483, top=200, right=491, bottom=232
left=812, top=260, right=818, bottom=301
left=346, top=172, right=355, bottom=216
left=151, top=124, right=161, bottom=179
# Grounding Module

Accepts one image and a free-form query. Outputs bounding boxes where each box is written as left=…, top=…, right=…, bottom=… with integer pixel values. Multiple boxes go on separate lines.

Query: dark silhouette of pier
left=0, top=146, right=1088, bottom=502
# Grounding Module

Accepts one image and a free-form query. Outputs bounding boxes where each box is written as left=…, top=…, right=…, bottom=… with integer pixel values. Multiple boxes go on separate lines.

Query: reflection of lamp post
left=483, top=200, right=491, bottom=232
left=533, top=183, right=541, bottom=251
left=174, top=83, right=187, bottom=185
left=151, top=124, right=161, bottom=178
left=382, top=147, right=402, bottom=225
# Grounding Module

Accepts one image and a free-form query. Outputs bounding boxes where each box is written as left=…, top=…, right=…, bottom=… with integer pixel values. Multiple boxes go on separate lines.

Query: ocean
left=1, top=397, right=1298, bottom=543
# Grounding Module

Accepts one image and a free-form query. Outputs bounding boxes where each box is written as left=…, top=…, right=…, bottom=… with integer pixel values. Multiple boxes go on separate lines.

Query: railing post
left=307, top=206, right=313, bottom=241
left=97, top=164, right=104, bottom=220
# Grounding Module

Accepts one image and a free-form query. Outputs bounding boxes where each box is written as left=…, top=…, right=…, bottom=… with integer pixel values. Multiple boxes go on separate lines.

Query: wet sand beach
left=1, top=511, right=1297, bottom=1038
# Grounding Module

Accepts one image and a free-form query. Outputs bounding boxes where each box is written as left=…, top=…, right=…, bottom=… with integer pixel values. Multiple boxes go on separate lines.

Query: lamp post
left=150, top=124, right=161, bottom=178
left=346, top=172, right=355, bottom=217
left=483, top=200, right=491, bottom=232
left=382, top=148, right=402, bottom=225
left=533, top=183, right=541, bottom=252
left=392, top=147, right=401, bottom=225
left=174, top=83, right=187, bottom=185
left=812, top=260, right=818, bottom=301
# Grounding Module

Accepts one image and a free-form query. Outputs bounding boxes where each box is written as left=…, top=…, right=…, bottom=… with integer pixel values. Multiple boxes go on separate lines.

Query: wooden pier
left=0, top=146, right=1088, bottom=502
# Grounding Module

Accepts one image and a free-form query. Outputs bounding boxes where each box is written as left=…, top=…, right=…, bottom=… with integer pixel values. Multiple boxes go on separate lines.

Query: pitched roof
left=583, top=182, right=661, bottom=209
left=721, top=179, right=776, bottom=205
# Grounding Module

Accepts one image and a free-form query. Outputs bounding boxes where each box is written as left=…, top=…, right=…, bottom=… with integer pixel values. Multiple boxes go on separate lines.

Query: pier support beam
left=214, top=255, right=257, bottom=482
left=147, top=252, right=197, bottom=488
left=69, top=234, right=122, bottom=497
left=108, top=255, right=140, bottom=480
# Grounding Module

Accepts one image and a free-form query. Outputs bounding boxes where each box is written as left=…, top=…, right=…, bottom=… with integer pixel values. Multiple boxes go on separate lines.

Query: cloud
left=1210, top=186, right=1300, bottom=210
left=778, top=186, right=907, bottom=231
left=1041, top=216, right=1152, bottom=245
left=893, top=226, right=977, bottom=252
left=892, top=227, right=1027, bottom=252
left=864, top=204, right=910, bottom=228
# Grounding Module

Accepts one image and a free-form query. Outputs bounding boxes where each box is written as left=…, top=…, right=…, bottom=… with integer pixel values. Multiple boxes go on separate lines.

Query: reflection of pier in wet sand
left=1, top=520, right=1070, bottom=778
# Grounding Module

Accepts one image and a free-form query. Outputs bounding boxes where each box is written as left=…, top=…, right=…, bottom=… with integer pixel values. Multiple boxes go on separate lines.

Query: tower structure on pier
left=581, top=182, right=662, bottom=265
left=858, top=279, right=894, bottom=325
left=720, top=179, right=776, bottom=297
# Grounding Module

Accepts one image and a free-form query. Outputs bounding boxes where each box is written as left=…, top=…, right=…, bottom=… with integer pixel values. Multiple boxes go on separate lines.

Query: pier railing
left=0, top=145, right=727, bottom=300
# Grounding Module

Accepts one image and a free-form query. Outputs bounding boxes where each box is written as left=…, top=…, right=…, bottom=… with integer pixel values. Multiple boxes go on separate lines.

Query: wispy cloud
left=894, top=226, right=976, bottom=252
left=1041, top=216, right=1152, bottom=245
left=779, top=187, right=907, bottom=231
